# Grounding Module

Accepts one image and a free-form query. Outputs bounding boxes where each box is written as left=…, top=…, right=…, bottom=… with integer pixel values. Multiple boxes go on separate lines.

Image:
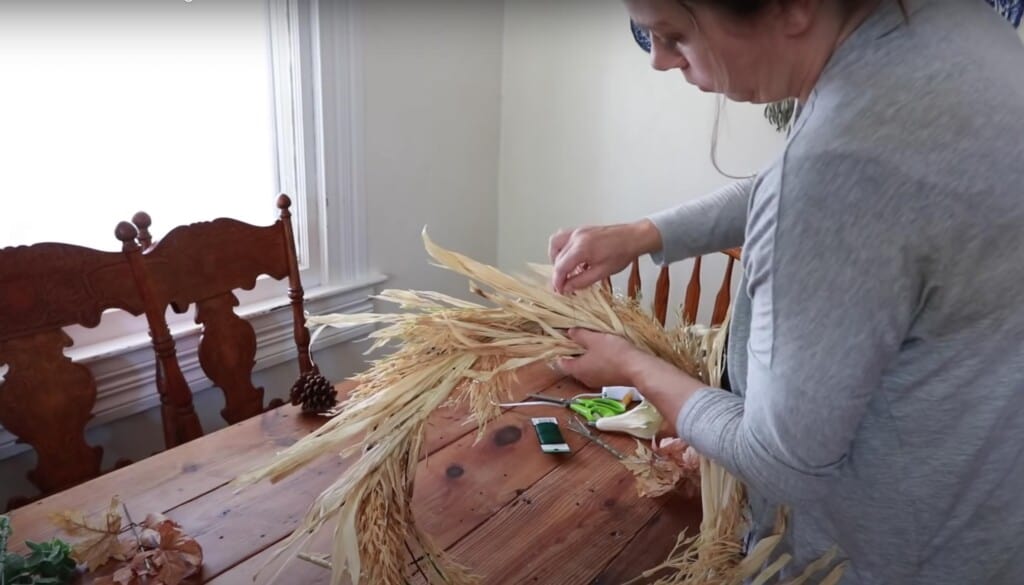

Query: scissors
left=525, top=392, right=627, bottom=423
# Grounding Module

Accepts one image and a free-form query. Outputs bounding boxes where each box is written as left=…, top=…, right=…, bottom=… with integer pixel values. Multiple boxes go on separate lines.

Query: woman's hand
left=549, top=220, right=663, bottom=294
left=557, top=328, right=707, bottom=427
left=556, top=328, right=651, bottom=388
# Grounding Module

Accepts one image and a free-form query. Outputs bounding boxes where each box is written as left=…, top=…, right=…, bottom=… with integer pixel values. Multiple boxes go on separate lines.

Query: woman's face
left=625, top=0, right=788, bottom=104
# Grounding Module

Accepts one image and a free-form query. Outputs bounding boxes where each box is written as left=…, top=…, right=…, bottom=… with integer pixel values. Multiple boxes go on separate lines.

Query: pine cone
left=289, top=371, right=337, bottom=413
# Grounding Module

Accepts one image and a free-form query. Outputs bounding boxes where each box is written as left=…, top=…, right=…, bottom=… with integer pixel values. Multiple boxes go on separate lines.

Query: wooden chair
left=616, top=248, right=741, bottom=326
left=115, top=195, right=315, bottom=440
left=0, top=240, right=145, bottom=509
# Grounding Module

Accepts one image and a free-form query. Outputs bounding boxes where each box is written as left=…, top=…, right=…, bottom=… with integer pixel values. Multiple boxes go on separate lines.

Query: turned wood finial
left=132, top=211, right=153, bottom=249
left=115, top=221, right=140, bottom=252
left=276, top=194, right=292, bottom=219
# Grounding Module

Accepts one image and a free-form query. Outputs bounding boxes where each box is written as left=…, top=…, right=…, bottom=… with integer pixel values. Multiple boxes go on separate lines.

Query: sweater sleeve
left=675, top=154, right=920, bottom=505
left=647, top=177, right=753, bottom=265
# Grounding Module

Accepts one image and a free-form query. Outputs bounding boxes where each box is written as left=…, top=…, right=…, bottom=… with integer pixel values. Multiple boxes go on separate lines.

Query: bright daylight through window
left=0, top=0, right=329, bottom=350
left=0, top=0, right=280, bottom=251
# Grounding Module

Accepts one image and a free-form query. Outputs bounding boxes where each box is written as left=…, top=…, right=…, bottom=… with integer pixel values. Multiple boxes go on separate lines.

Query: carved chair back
left=618, top=248, right=741, bottom=327
left=116, top=195, right=315, bottom=435
left=0, top=240, right=144, bottom=509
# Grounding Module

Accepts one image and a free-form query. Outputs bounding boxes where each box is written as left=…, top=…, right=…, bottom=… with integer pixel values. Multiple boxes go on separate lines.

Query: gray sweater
left=648, top=1, right=1024, bottom=583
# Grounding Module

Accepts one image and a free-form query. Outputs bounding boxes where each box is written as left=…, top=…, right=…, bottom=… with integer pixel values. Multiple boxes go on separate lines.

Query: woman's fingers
left=551, top=243, right=586, bottom=293
left=548, top=228, right=572, bottom=262
left=548, top=223, right=644, bottom=293
left=562, top=264, right=604, bottom=294
left=556, top=329, right=639, bottom=388
left=567, top=327, right=599, bottom=347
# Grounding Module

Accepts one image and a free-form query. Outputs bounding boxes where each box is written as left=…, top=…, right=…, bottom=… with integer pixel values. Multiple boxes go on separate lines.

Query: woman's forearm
left=624, top=353, right=708, bottom=429
left=647, top=177, right=753, bottom=265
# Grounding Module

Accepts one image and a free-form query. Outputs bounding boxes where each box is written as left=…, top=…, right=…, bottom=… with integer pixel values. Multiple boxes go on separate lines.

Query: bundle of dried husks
left=235, top=231, right=838, bottom=585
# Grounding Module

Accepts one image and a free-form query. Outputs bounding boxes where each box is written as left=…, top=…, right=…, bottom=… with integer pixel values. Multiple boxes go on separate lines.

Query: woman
left=549, top=0, right=1024, bottom=583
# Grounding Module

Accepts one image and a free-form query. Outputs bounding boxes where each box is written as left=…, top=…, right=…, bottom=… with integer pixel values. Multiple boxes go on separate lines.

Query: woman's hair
left=685, top=0, right=908, bottom=19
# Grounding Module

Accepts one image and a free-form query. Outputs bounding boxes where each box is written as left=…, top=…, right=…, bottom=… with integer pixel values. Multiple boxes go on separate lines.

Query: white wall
left=0, top=0, right=505, bottom=508
left=362, top=0, right=503, bottom=301
left=497, top=0, right=784, bottom=322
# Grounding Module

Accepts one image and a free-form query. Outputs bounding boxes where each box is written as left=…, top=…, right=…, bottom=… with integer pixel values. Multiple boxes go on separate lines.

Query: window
left=0, top=0, right=280, bottom=250
left=0, top=0, right=381, bottom=457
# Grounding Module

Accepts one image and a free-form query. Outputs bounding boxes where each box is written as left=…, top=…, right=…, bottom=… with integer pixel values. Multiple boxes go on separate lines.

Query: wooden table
left=7, top=365, right=700, bottom=584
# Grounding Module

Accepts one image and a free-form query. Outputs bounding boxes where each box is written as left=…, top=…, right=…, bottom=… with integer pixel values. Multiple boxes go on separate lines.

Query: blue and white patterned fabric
left=986, top=0, right=1023, bottom=27
left=630, top=19, right=651, bottom=54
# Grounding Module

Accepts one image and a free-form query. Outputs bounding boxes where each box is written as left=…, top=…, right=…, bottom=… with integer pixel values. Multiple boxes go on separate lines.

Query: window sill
left=0, top=273, right=387, bottom=461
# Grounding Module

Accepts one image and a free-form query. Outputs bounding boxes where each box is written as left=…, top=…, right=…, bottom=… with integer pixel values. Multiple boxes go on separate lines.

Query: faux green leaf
left=0, top=516, right=76, bottom=585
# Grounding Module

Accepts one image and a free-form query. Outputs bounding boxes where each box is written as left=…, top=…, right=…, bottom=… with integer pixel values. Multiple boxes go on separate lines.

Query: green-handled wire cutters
left=525, top=393, right=627, bottom=422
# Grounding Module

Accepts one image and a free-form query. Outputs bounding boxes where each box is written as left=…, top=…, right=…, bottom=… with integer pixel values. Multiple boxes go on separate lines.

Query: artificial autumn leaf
left=145, top=514, right=202, bottom=585
left=110, top=565, right=136, bottom=585
left=50, top=496, right=130, bottom=572
left=95, top=514, right=203, bottom=585
left=92, top=556, right=148, bottom=585
left=621, top=440, right=687, bottom=498
left=655, top=437, right=702, bottom=498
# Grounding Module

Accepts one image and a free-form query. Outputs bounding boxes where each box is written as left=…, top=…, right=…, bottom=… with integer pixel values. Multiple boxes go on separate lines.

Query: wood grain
left=124, top=195, right=315, bottom=435
left=10, top=364, right=695, bottom=585
left=195, top=292, right=264, bottom=424
left=417, top=439, right=661, bottom=585
left=628, top=259, right=642, bottom=300
left=33, top=367, right=560, bottom=583
left=653, top=266, right=671, bottom=326
left=711, top=254, right=736, bottom=327
left=683, top=256, right=703, bottom=325
left=206, top=373, right=576, bottom=585
left=0, top=239, right=145, bottom=506
left=208, top=405, right=589, bottom=585
left=411, top=380, right=594, bottom=555
left=160, top=405, right=485, bottom=581
left=7, top=403, right=324, bottom=550
left=588, top=492, right=702, bottom=584
left=118, top=225, right=204, bottom=449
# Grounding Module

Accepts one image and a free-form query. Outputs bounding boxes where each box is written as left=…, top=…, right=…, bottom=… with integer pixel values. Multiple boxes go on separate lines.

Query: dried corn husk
left=235, top=230, right=843, bottom=585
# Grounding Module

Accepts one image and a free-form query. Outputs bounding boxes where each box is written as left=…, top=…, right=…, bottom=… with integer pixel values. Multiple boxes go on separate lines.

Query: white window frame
left=0, top=0, right=385, bottom=460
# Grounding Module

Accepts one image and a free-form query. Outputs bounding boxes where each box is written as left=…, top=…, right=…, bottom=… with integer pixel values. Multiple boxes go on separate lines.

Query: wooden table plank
left=7, top=401, right=332, bottom=551
left=413, top=379, right=594, bottom=550
left=207, top=377, right=587, bottom=585
left=57, top=397, right=487, bottom=585
left=208, top=416, right=586, bottom=585
left=205, top=377, right=587, bottom=584
left=588, top=492, right=702, bottom=584
left=126, top=366, right=564, bottom=583
left=411, top=437, right=664, bottom=584
left=7, top=365, right=556, bottom=537
left=7, top=362, right=704, bottom=585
